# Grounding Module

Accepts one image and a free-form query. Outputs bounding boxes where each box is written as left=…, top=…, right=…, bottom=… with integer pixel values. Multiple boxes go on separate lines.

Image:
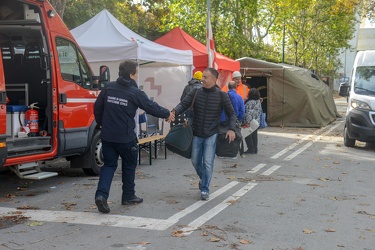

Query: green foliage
left=53, top=0, right=361, bottom=78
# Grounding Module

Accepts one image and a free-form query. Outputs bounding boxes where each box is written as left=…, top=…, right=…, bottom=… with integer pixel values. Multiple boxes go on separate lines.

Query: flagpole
left=206, top=0, right=217, bottom=69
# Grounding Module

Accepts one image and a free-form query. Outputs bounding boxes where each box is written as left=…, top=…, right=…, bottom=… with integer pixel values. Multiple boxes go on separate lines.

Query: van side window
left=56, top=37, right=92, bottom=89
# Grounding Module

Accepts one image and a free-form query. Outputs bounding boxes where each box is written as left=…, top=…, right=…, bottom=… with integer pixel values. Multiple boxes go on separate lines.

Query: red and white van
left=0, top=0, right=109, bottom=179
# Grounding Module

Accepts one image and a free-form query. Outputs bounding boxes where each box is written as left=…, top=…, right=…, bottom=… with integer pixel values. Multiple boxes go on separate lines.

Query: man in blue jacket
left=94, top=60, right=174, bottom=213
left=220, top=81, right=245, bottom=122
left=171, top=68, right=236, bottom=201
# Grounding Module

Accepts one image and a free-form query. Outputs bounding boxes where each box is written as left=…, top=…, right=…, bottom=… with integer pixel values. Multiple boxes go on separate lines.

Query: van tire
left=71, top=130, right=103, bottom=176
left=344, top=126, right=355, bottom=147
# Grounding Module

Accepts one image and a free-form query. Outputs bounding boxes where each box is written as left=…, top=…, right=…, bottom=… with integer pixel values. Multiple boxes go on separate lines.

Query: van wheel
left=344, top=126, right=355, bottom=147
left=71, top=130, right=103, bottom=176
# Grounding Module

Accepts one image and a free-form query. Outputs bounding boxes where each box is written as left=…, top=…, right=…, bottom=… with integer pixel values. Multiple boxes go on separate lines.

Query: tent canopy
left=154, top=27, right=239, bottom=72
left=71, top=10, right=192, bottom=66
left=238, top=57, right=338, bottom=128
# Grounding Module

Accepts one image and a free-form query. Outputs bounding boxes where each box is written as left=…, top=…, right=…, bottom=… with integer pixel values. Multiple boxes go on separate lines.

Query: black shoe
left=122, top=195, right=143, bottom=205
left=245, top=150, right=256, bottom=154
left=95, top=196, right=110, bottom=213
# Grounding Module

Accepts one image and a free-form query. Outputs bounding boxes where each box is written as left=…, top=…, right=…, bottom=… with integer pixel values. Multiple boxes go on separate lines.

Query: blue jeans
left=191, top=133, right=218, bottom=193
left=95, top=139, right=138, bottom=200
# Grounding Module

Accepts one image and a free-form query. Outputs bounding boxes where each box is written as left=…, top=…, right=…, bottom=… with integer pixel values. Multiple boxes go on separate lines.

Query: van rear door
left=0, top=49, right=6, bottom=134
left=0, top=48, right=7, bottom=166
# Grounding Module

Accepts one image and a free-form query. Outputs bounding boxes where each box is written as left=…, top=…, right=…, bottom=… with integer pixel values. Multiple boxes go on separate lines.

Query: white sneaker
left=218, top=156, right=225, bottom=159
left=231, top=156, right=238, bottom=159
left=201, top=192, right=209, bottom=200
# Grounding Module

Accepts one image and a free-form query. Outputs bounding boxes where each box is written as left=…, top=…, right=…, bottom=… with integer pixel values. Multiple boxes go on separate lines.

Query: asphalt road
left=0, top=96, right=374, bottom=250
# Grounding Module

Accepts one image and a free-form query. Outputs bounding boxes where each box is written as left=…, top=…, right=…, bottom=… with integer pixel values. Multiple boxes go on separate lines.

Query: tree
left=362, top=0, right=375, bottom=23
left=53, top=0, right=361, bottom=79
left=49, top=0, right=67, bottom=18
left=269, top=0, right=359, bottom=76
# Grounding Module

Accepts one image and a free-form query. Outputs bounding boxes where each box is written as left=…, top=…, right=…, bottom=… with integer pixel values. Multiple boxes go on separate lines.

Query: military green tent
left=237, top=57, right=338, bottom=128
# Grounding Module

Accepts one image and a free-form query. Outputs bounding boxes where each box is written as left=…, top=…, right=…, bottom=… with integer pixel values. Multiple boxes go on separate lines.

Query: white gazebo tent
left=71, top=10, right=193, bottom=111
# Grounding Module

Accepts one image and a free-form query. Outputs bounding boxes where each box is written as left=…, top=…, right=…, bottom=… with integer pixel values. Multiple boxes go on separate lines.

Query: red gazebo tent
left=155, top=27, right=240, bottom=86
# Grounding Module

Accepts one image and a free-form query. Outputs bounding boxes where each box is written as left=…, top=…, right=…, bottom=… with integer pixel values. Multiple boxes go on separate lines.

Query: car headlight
left=351, top=99, right=371, bottom=110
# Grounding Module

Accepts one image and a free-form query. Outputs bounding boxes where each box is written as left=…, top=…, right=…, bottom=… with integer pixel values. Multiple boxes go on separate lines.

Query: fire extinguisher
left=25, top=102, right=39, bottom=137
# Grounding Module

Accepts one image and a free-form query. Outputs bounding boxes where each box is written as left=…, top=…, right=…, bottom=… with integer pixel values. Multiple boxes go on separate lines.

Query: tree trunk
left=49, top=0, right=67, bottom=19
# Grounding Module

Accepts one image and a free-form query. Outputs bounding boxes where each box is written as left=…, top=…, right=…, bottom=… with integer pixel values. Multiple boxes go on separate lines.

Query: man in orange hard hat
left=222, top=71, right=249, bottom=101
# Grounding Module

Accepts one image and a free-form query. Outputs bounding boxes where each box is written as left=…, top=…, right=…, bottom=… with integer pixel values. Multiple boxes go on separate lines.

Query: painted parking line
left=167, top=181, right=239, bottom=223
left=270, top=121, right=343, bottom=160
left=179, top=183, right=258, bottom=236
left=247, top=163, right=267, bottom=173
left=284, top=121, right=342, bottom=161
left=0, top=206, right=173, bottom=230
left=261, top=165, right=281, bottom=176
left=0, top=181, right=242, bottom=231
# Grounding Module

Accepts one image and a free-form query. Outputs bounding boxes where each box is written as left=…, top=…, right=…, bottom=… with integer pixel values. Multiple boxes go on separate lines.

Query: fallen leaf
left=171, top=230, right=185, bottom=237
left=303, top=229, right=314, bottom=234
left=227, top=200, right=238, bottom=205
left=200, top=231, right=209, bottom=236
left=227, top=176, right=236, bottom=180
left=28, top=221, right=44, bottom=227
left=138, top=242, right=151, bottom=245
left=209, top=237, right=220, bottom=242
left=333, top=161, right=340, bottom=164
left=318, top=178, right=330, bottom=181
left=342, top=172, right=348, bottom=174
left=325, top=228, right=336, bottom=232
left=239, top=239, right=252, bottom=244
left=307, top=184, right=320, bottom=187
left=365, top=229, right=375, bottom=233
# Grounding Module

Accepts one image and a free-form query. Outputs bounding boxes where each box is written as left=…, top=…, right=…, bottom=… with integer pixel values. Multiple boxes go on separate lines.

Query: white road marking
left=247, top=163, right=267, bottom=173
left=261, top=165, right=281, bottom=176
left=0, top=207, right=173, bottom=230
left=284, top=121, right=342, bottom=161
left=180, top=183, right=257, bottom=236
left=270, top=121, right=342, bottom=159
left=0, top=182, right=241, bottom=231
left=270, top=134, right=312, bottom=159
left=167, top=181, right=239, bottom=223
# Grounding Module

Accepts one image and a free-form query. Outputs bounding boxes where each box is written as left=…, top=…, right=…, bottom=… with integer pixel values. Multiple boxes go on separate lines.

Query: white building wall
left=335, top=18, right=375, bottom=91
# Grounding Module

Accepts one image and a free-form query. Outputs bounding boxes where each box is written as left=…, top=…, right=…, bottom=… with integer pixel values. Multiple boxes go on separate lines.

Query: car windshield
left=354, top=66, right=375, bottom=95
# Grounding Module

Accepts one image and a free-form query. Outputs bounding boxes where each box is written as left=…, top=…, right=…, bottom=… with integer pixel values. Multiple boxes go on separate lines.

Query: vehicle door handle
left=59, top=93, right=67, bottom=104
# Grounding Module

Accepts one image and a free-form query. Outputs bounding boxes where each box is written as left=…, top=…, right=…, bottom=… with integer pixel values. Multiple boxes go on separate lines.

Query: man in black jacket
left=171, top=68, right=236, bottom=200
left=180, top=71, right=203, bottom=125
left=94, top=60, right=174, bottom=213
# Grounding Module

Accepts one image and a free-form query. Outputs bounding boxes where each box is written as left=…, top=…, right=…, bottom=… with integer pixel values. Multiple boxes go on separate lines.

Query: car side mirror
left=99, top=65, right=110, bottom=88
left=338, top=82, right=350, bottom=97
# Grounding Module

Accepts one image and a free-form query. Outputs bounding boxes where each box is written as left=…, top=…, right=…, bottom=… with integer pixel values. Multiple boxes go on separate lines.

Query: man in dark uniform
left=94, top=60, right=174, bottom=213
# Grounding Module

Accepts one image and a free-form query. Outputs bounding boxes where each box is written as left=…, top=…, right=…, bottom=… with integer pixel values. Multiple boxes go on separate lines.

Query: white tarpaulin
left=71, top=10, right=193, bottom=134
left=71, top=10, right=193, bottom=66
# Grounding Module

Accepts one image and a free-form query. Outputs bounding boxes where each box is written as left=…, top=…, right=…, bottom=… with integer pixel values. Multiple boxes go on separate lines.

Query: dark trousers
left=240, top=129, right=258, bottom=154
left=95, top=139, right=138, bottom=201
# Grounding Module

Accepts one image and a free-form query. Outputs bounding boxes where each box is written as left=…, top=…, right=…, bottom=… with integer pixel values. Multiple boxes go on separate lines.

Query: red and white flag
left=206, top=0, right=217, bottom=69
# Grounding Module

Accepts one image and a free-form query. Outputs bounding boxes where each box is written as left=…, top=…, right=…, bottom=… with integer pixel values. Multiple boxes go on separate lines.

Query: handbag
left=165, top=89, right=198, bottom=159
left=165, top=122, right=193, bottom=159
left=216, top=122, right=242, bottom=157
left=259, top=112, right=267, bottom=129
left=241, top=119, right=259, bottom=138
